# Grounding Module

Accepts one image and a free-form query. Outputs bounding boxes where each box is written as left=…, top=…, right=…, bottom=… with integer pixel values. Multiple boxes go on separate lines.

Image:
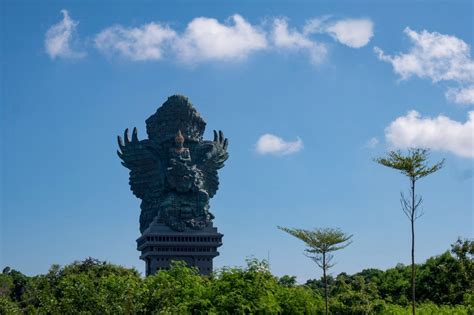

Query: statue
left=117, top=95, right=229, bottom=233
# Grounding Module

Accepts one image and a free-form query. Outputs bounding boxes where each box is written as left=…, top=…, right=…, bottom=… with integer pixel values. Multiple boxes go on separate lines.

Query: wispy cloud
left=271, top=18, right=327, bottom=65
left=305, top=18, right=374, bottom=48
left=45, top=12, right=374, bottom=65
left=95, top=23, right=176, bottom=61
left=445, top=86, right=474, bottom=105
left=255, top=134, right=303, bottom=156
left=385, top=110, right=474, bottom=158
left=45, top=10, right=85, bottom=59
left=365, top=137, right=379, bottom=148
left=375, top=28, right=474, bottom=105
left=94, top=15, right=267, bottom=63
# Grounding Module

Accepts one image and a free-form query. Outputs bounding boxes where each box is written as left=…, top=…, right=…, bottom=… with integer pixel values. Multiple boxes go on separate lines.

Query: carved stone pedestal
left=137, top=218, right=223, bottom=276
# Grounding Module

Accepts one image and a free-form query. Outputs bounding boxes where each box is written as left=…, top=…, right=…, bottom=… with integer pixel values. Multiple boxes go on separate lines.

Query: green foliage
left=0, top=257, right=325, bottom=314
left=209, top=258, right=281, bottom=313
left=414, top=238, right=474, bottom=306
left=0, top=240, right=471, bottom=314
left=0, top=273, right=14, bottom=298
left=279, top=226, right=352, bottom=314
left=304, top=240, right=473, bottom=314
left=375, top=148, right=444, bottom=181
left=208, top=258, right=323, bottom=314
left=278, top=275, right=297, bottom=287
left=0, top=296, right=21, bottom=315
left=277, top=285, right=323, bottom=314
left=61, top=257, right=140, bottom=278
left=379, top=303, right=471, bottom=315
left=142, top=260, right=211, bottom=313
left=278, top=227, right=353, bottom=256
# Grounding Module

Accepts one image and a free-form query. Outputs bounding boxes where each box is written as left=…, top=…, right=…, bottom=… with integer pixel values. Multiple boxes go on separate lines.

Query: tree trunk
left=323, top=252, right=328, bottom=315
left=411, top=178, right=416, bottom=315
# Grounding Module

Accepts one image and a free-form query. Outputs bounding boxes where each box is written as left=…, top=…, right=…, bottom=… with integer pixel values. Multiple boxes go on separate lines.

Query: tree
left=375, top=148, right=444, bottom=314
left=451, top=238, right=474, bottom=264
left=278, top=226, right=352, bottom=315
left=278, top=275, right=297, bottom=287
left=450, top=238, right=474, bottom=303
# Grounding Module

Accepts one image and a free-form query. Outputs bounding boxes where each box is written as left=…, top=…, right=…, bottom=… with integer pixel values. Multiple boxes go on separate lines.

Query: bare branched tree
left=375, top=148, right=444, bottom=315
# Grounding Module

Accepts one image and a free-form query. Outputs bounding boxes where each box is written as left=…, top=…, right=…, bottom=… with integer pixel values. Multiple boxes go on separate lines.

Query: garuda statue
left=117, top=95, right=229, bottom=232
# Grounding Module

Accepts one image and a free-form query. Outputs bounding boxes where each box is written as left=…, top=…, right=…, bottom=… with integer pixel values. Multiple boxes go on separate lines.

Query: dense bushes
left=306, top=239, right=473, bottom=314
left=0, top=240, right=472, bottom=314
left=0, top=258, right=323, bottom=314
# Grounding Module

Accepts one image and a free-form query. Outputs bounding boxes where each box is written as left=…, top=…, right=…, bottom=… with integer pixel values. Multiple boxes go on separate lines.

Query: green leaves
left=278, top=226, right=353, bottom=314
left=375, top=148, right=444, bottom=181
left=278, top=226, right=353, bottom=256
left=0, top=245, right=472, bottom=315
left=0, top=258, right=325, bottom=314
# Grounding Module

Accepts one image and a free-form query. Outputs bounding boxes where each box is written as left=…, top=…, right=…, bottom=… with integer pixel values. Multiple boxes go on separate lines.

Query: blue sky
left=1, top=0, right=473, bottom=282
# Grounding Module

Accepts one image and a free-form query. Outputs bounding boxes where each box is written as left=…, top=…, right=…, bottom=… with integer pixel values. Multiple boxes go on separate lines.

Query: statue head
left=145, top=95, right=206, bottom=144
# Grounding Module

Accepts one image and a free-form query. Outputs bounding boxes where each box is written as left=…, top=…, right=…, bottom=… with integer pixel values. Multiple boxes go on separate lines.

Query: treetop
left=278, top=226, right=353, bottom=254
left=375, top=148, right=444, bottom=181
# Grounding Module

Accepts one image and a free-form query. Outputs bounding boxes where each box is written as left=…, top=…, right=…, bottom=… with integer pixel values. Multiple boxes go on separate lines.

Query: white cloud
left=304, top=18, right=374, bottom=48
left=445, top=86, right=474, bottom=105
left=385, top=110, right=474, bottom=158
left=325, top=19, right=374, bottom=48
left=89, top=14, right=371, bottom=65
left=365, top=137, right=379, bottom=148
left=271, top=18, right=327, bottom=64
left=375, top=27, right=474, bottom=105
left=45, top=10, right=85, bottom=59
left=255, top=134, right=303, bottom=156
left=375, top=28, right=474, bottom=82
left=94, top=23, right=176, bottom=61
left=302, top=16, right=330, bottom=35
left=175, top=15, right=267, bottom=62
left=94, top=15, right=266, bottom=63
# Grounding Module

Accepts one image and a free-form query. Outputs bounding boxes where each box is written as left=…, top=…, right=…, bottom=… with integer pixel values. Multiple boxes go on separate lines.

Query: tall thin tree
left=278, top=227, right=352, bottom=315
left=375, top=148, right=444, bottom=315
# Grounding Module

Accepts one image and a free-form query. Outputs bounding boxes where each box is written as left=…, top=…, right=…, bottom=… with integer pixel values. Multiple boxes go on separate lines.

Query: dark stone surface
left=117, top=95, right=229, bottom=233
left=137, top=217, right=223, bottom=275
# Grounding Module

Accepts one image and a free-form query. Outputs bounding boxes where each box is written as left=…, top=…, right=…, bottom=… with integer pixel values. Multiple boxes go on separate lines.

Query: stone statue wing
left=117, top=128, right=164, bottom=199
left=194, top=130, right=229, bottom=198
